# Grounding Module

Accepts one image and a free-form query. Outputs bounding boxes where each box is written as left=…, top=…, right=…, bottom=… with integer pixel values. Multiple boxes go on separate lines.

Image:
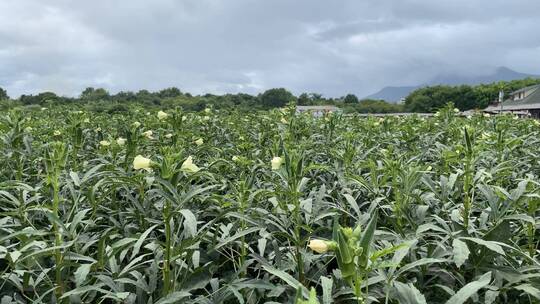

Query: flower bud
left=308, top=240, right=329, bottom=254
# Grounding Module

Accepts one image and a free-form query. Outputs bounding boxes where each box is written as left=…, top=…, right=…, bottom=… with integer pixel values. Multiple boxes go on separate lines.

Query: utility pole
left=499, top=90, right=504, bottom=112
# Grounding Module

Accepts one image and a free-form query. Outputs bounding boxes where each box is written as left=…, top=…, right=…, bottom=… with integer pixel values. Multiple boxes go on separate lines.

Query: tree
left=113, top=91, right=137, bottom=102
left=404, top=77, right=540, bottom=112
left=37, top=92, right=61, bottom=104
left=260, top=88, right=295, bottom=108
left=0, top=87, right=8, bottom=100
left=343, top=94, right=359, bottom=104
left=298, top=93, right=312, bottom=105
left=346, top=99, right=403, bottom=113
left=81, top=87, right=110, bottom=101
left=158, top=87, right=182, bottom=98
left=19, top=92, right=62, bottom=105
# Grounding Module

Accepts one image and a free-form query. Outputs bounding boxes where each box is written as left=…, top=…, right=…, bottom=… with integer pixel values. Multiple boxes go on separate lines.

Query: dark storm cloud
left=1, top=0, right=540, bottom=98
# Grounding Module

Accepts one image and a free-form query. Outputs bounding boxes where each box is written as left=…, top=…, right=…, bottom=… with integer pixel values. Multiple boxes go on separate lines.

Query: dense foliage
left=1, top=104, right=539, bottom=303
left=343, top=99, right=404, bottom=114
left=405, top=78, right=540, bottom=112
left=0, top=88, right=8, bottom=101
left=3, top=77, right=540, bottom=116
left=1, top=86, right=404, bottom=114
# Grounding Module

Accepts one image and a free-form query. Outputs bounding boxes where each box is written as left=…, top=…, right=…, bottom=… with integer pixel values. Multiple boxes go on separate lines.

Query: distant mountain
left=431, top=67, right=539, bottom=85
left=364, top=86, right=420, bottom=102
left=365, top=67, right=540, bottom=103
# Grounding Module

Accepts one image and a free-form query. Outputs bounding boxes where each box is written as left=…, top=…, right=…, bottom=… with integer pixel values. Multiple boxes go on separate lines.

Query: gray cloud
left=1, top=0, right=539, bottom=98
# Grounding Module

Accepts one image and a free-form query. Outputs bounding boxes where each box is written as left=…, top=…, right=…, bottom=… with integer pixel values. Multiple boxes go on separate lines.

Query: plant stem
left=52, top=177, right=64, bottom=302
left=163, top=200, right=172, bottom=295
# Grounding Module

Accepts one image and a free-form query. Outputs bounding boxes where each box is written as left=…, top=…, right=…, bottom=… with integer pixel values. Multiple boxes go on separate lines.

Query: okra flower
left=308, top=239, right=336, bottom=254
left=99, top=140, right=111, bottom=146
left=116, top=138, right=126, bottom=146
left=157, top=111, right=168, bottom=120
left=133, top=155, right=152, bottom=170
left=165, top=133, right=173, bottom=139
left=142, top=130, right=154, bottom=139
left=181, top=156, right=200, bottom=173
left=195, top=138, right=204, bottom=146
left=133, top=122, right=141, bottom=128
left=271, top=156, right=284, bottom=170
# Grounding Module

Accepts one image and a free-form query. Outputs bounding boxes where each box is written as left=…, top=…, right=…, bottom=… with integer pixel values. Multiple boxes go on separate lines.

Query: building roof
left=489, top=84, right=540, bottom=111
left=485, top=103, right=540, bottom=112
left=511, top=84, right=540, bottom=95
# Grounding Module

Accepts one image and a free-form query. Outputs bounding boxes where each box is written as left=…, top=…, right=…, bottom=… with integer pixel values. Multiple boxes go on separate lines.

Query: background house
left=484, top=84, right=540, bottom=118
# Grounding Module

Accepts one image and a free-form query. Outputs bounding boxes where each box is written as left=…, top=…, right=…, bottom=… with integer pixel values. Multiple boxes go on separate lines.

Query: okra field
left=1, top=104, right=539, bottom=304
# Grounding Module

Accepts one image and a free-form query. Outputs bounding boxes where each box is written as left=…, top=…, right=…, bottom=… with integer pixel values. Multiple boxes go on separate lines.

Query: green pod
left=338, top=229, right=353, bottom=264
left=340, top=261, right=356, bottom=279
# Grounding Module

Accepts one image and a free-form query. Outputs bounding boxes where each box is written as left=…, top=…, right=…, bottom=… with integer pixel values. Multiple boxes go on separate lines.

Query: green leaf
left=131, top=224, right=158, bottom=259
left=460, top=237, right=505, bottom=256
left=214, top=227, right=260, bottom=250
left=485, top=290, right=499, bottom=304
left=320, top=276, right=333, bottom=304
left=452, top=239, right=470, bottom=268
left=395, top=258, right=447, bottom=277
left=389, top=240, right=416, bottom=277
left=8, top=250, right=21, bottom=264
left=154, top=291, right=191, bottom=304
left=394, top=281, right=427, bottom=304
left=60, top=284, right=109, bottom=299
left=358, top=210, right=378, bottom=266
left=74, top=263, right=93, bottom=287
left=179, top=209, right=197, bottom=237
left=262, top=265, right=308, bottom=298
left=444, top=272, right=492, bottom=304
left=514, top=284, right=540, bottom=300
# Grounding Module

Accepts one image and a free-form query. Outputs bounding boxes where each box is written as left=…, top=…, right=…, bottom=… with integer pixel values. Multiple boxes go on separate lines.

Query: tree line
left=1, top=76, right=540, bottom=113
left=0, top=86, right=403, bottom=113
left=404, top=77, right=540, bottom=112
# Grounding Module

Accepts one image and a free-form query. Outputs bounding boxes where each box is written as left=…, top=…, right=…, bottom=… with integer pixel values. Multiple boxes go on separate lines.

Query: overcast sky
left=1, top=0, right=540, bottom=98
